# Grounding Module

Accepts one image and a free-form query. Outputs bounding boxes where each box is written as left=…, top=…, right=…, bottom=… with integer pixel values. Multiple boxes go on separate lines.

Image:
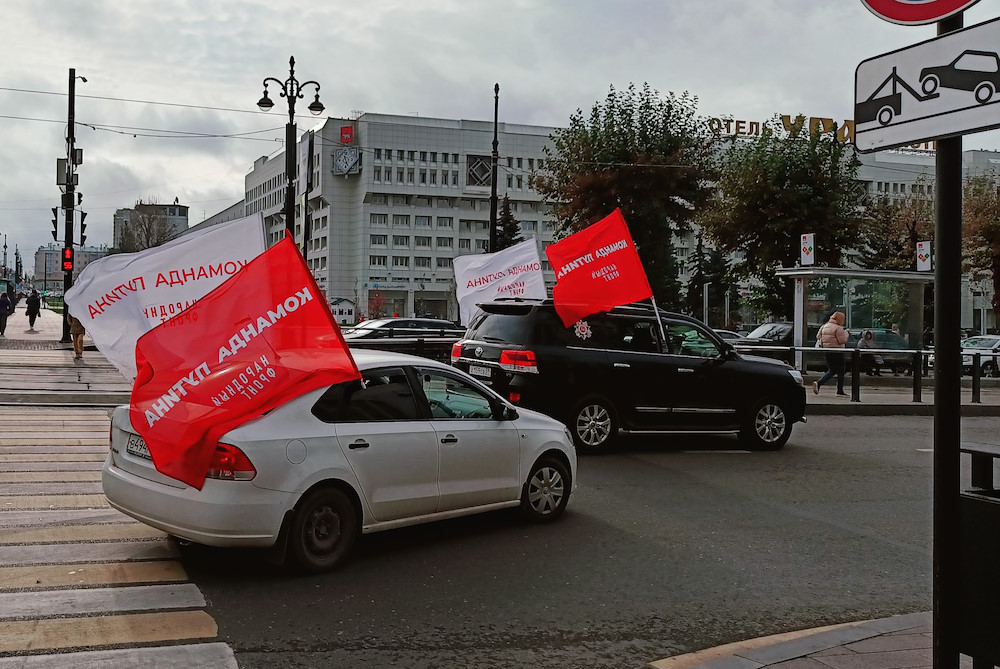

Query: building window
left=517, top=157, right=523, bottom=169
left=430, top=171, right=437, bottom=185
left=520, top=221, right=536, bottom=232
left=420, top=169, right=427, bottom=184
left=442, top=153, right=449, bottom=164
left=393, top=256, right=409, bottom=268
left=397, top=150, right=404, bottom=160
left=415, top=236, right=431, bottom=247
left=507, top=175, right=513, bottom=188
left=397, top=168, right=404, bottom=182
left=537, top=159, right=544, bottom=169
left=459, top=238, right=471, bottom=250
left=415, top=256, right=431, bottom=268
left=408, top=150, right=415, bottom=161
left=467, top=155, right=492, bottom=187
left=370, top=213, right=388, bottom=226
left=393, top=194, right=408, bottom=206
left=415, top=216, right=431, bottom=227
left=528, top=158, right=534, bottom=170
left=476, top=239, right=489, bottom=251
left=452, top=171, right=459, bottom=186
left=437, top=216, right=453, bottom=228
left=436, top=257, right=453, bottom=268
left=370, top=234, right=387, bottom=246
left=420, top=151, right=427, bottom=161
left=374, top=149, right=382, bottom=160
left=516, top=175, right=523, bottom=189
left=507, top=156, right=513, bottom=168
left=393, top=235, right=409, bottom=247
left=430, top=152, right=437, bottom=162
left=393, top=214, right=410, bottom=227
left=437, top=237, right=454, bottom=248
left=407, top=169, right=415, bottom=183
left=370, top=255, right=387, bottom=267
left=373, top=167, right=382, bottom=181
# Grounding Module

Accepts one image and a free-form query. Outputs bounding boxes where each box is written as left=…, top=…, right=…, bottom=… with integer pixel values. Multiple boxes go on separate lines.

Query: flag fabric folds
left=129, top=237, right=360, bottom=489
left=452, top=238, right=548, bottom=325
left=64, top=214, right=267, bottom=380
left=544, top=208, right=653, bottom=327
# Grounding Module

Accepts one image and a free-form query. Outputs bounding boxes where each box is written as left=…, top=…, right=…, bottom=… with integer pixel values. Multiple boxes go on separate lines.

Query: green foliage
left=495, top=196, right=523, bottom=250
left=698, top=116, right=863, bottom=318
left=963, top=173, right=1000, bottom=318
left=534, top=83, right=719, bottom=308
left=683, top=231, right=731, bottom=325
left=856, top=183, right=933, bottom=271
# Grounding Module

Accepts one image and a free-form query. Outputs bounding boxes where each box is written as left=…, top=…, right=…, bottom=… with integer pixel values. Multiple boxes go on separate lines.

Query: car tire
left=520, top=457, right=570, bottom=522
left=975, top=82, right=995, bottom=104
left=571, top=396, right=618, bottom=453
left=288, top=487, right=358, bottom=573
left=921, top=75, right=939, bottom=96
left=740, top=398, right=792, bottom=451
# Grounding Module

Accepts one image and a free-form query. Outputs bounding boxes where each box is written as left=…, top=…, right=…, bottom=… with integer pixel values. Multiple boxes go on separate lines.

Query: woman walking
left=813, top=311, right=849, bottom=396
left=25, top=290, right=40, bottom=331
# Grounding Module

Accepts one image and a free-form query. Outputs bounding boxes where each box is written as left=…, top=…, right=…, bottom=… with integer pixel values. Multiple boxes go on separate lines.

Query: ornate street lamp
left=257, top=56, right=325, bottom=238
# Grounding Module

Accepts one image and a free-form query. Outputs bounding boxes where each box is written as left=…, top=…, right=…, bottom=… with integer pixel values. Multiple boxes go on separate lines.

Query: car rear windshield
left=466, top=309, right=533, bottom=343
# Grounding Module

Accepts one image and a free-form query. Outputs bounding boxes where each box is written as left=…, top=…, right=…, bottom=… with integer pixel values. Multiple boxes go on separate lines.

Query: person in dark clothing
left=0, top=292, right=11, bottom=337
left=25, top=290, right=41, bottom=331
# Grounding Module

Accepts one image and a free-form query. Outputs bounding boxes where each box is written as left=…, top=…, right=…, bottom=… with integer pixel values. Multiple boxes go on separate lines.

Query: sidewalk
left=0, top=299, right=93, bottom=350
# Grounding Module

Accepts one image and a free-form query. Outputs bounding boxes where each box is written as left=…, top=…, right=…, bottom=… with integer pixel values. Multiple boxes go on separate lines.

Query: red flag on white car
left=545, top=208, right=653, bottom=327
left=129, top=237, right=360, bottom=488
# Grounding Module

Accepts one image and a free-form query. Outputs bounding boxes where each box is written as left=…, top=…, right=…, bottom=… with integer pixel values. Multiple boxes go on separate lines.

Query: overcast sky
left=1, top=0, right=997, bottom=269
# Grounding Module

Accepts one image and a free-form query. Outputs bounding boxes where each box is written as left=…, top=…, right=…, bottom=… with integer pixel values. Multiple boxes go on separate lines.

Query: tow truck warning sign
left=855, top=16, right=1000, bottom=153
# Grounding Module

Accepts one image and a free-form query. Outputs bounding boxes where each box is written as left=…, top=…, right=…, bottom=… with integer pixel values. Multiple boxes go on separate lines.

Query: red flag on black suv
left=129, top=236, right=360, bottom=488
left=545, top=208, right=653, bottom=327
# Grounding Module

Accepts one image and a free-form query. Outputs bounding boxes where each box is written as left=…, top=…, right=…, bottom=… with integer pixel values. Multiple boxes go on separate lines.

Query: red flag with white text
left=545, top=208, right=653, bottom=327
left=129, top=237, right=360, bottom=488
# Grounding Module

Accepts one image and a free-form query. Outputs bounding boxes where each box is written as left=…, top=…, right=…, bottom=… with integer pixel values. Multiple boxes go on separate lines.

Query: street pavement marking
left=0, top=508, right=124, bottom=526
left=0, top=610, right=217, bottom=653
left=0, top=560, right=188, bottom=589
left=0, top=522, right=165, bottom=544
left=0, top=583, right=205, bottom=619
left=0, top=482, right=104, bottom=495
left=0, top=454, right=105, bottom=463
left=0, top=642, right=238, bottom=668
left=0, top=539, right=179, bottom=566
left=0, top=439, right=109, bottom=448
left=0, top=494, right=107, bottom=509
left=0, top=462, right=102, bottom=471
left=0, top=471, right=101, bottom=483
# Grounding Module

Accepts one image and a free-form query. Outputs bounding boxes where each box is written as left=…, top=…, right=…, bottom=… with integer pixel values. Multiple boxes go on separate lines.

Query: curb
left=647, top=611, right=931, bottom=668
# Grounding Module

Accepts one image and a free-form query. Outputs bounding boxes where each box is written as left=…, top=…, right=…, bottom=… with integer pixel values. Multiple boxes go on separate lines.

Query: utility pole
left=60, top=68, right=84, bottom=343
left=489, top=83, right=499, bottom=253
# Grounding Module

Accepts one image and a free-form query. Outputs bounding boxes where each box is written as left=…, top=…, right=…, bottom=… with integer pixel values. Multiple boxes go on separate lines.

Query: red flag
left=130, top=237, right=360, bottom=488
left=545, top=208, right=653, bottom=327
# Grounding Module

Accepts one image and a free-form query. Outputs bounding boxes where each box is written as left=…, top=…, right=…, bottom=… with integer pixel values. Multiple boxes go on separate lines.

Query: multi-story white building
left=239, top=112, right=558, bottom=321
left=112, top=202, right=189, bottom=249
left=33, top=243, right=109, bottom=293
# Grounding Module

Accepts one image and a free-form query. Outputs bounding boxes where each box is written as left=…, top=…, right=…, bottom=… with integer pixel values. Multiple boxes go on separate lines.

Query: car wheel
left=921, top=75, right=939, bottom=96
left=289, top=487, right=358, bottom=573
left=572, top=397, right=618, bottom=453
left=983, top=361, right=999, bottom=378
left=877, top=106, right=894, bottom=126
left=976, top=82, right=995, bottom=104
left=740, top=399, right=792, bottom=451
left=520, top=457, right=570, bottom=522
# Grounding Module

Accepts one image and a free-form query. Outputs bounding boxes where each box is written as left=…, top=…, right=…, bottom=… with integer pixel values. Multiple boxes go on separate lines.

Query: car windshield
left=352, top=319, right=392, bottom=331
left=746, top=323, right=790, bottom=341
left=964, top=336, right=1000, bottom=349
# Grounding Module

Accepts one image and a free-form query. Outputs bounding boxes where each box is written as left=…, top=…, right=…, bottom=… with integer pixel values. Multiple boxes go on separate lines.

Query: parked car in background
left=343, top=317, right=466, bottom=340
left=735, top=322, right=823, bottom=367
left=451, top=299, right=806, bottom=453
left=103, top=350, right=576, bottom=573
left=847, top=329, right=912, bottom=376
left=713, top=329, right=746, bottom=341
left=960, top=335, right=1000, bottom=376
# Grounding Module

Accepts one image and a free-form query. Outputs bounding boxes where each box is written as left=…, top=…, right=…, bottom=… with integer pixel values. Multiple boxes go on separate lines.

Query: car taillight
left=509, top=392, right=521, bottom=404
left=451, top=342, right=461, bottom=363
left=499, top=349, right=538, bottom=373
left=205, top=443, right=256, bottom=481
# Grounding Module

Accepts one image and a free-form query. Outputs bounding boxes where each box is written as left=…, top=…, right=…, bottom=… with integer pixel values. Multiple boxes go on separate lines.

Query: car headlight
left=787, top=369, right=803, bottom=385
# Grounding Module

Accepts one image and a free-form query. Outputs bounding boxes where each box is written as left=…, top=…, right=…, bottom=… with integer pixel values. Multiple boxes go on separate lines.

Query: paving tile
left=843, top=633, right=932, bottom=654
left=768, top=658, right=833, bottom=668
left=809, top=649, right=931, bottom=668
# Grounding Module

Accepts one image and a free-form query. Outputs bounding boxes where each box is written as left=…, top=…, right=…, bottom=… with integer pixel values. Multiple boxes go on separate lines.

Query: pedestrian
left=68, top=311, right=86, bottom=360
left=857, top=329, right=883, bottom=376
left=25, top=290, right=40, bottom=331
left=813, top=311, right=849, bottom=396
left=0, top=291, right=11, bottom=337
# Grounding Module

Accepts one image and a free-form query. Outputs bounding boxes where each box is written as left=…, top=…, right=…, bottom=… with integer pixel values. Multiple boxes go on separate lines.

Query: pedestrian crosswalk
left=0, top=406, right=236, bottom=667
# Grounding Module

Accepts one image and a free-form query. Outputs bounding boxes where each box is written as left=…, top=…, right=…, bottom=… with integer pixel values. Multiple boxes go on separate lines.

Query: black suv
left=450, top=299, right=806, bottom=452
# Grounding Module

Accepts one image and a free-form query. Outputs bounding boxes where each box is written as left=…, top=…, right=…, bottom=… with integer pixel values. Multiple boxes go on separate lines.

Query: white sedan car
left=103, top=350, right=576, bottom=573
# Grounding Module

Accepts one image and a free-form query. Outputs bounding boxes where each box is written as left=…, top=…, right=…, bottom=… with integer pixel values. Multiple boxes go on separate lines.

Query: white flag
left=64, top=214, right=266, bottom=379
left=453, top=238, right=548, bottom=325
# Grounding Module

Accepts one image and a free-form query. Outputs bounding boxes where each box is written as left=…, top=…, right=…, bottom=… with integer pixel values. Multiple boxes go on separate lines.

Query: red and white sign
left=860, top=0, right=981, bottom=25
left=341, top=126, right=354, bottom=143
left=545, top=209, right=653, bottom=327
left=917, top=240, right=932, bottom=270
left=800, top=233, right=815, bottom=266
left=130, top=237, right=360, bottom=489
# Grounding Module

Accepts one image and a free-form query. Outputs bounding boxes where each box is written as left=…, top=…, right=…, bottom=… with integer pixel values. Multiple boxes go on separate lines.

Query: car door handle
left=441, top=435, right=458, bottom=444
left=348, top=439, right=369, bottom=449
left=613, top=362, right=630, bottom=368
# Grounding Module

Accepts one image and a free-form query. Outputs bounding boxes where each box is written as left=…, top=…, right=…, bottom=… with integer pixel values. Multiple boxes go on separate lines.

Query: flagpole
left=649, top=296, right=668, bottom=349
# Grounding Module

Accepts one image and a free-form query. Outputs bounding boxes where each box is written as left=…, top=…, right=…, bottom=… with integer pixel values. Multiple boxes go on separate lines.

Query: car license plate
left=125, top=433, right=151, bottom=460
left=468, top=364, right=491, bottom=378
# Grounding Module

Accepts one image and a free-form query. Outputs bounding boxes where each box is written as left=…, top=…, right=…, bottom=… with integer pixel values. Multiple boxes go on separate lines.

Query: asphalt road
left=179, top=415, right=982, bottom=669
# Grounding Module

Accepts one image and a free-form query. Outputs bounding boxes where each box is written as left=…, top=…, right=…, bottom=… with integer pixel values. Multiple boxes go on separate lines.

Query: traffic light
left=62, top=247, right=74, bottom=272
left=79, top=211, right=87, bottom=245
left=51, top=207, right=58, bottom=242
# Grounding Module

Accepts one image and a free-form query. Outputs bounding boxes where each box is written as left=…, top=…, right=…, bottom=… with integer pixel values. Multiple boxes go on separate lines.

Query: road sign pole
left=932, top=12, right=963, bottom=669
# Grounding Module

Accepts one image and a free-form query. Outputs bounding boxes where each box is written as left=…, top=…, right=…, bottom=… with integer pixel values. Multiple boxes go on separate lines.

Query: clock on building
left=334, top=147, right=360, bottom=175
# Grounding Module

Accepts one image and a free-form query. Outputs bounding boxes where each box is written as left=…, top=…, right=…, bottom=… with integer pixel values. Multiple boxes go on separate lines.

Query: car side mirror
left=495, top=404, right=518, bottom=421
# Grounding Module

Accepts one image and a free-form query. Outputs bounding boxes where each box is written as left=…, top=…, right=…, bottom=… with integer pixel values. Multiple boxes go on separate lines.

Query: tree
left=698, top=117, right=863, bottom=318
left=963, top=173, right=1000, bottom=322
left=117, top=199, right=178, bottom=252
left=856, top=183, right=934, bottom=271
left=367, top=287, right=386, bottom=320
left=534, top=83, right=719, bottom=308
left=683, top=231, right=731, bottom=325
left=495, top=196, right=523, bottom=250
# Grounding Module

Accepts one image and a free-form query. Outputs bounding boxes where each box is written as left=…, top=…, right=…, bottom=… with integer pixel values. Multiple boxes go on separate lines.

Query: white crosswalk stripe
left=0, top=406, right=236, bottom=667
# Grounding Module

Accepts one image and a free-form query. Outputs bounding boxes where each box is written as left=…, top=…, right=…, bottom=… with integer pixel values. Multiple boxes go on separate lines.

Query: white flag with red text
left=64, top=214, right=266, bottom=379
left=452, top=238, right=547, bottom=325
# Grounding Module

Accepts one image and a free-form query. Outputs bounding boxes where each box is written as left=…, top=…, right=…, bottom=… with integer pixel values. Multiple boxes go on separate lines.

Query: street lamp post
left=489, top=83, right=499, bottom=253
left=257, top=56, right=325, bottom=240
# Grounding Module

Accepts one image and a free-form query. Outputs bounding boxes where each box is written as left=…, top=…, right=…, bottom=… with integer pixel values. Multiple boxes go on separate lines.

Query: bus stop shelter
left=774, top=266, right=935, bottom=371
